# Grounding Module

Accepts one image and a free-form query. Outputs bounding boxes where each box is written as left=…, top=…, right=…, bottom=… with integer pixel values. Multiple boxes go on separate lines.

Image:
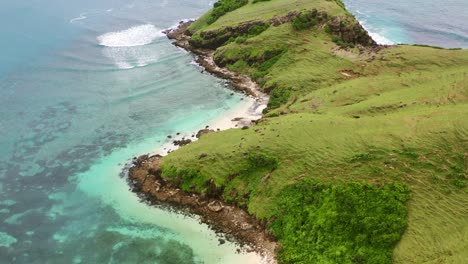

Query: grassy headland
left=148, top=0, right=468, bottom=262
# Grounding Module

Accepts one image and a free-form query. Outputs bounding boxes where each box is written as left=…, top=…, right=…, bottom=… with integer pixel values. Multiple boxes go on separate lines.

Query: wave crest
left=70, top=13, right=87, bottom=23
left=97, top=24, right=164, bottom=47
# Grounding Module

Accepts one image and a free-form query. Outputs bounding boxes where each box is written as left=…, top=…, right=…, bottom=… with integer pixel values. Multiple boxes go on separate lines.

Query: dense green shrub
left=161, top=165, right=205, bottom=192
left=267, top=86, right=292, bottom=110
left=332, top=35, right=355, bottom=48
left=233, top=35, right=249, bottom=44
left=271, top=180, right=411, bottom=264
left=206, top=0, right=249, bottom=24
left=292, top=11, right=320, bottom=30
left=191, top=22, right=269, bottom=49
left=227, top=23, right=270, bottom=45
left=248, top=24, right=270, bottom=36
left=258, top=53, right=282, bottom=72
left=247, top=152, right=279, bottom=170
left=221, top=151, right=279, bottom=206
left=251, top=52, right=283, bottom=80
left=215, top=45, right=286, bottom=71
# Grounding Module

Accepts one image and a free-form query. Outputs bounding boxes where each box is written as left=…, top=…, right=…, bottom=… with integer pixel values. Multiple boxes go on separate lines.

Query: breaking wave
left=97, top=24, right=164, bottom=47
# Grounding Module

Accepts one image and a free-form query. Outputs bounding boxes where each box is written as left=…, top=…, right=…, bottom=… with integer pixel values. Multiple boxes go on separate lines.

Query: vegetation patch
left=190, top=21, right=269, bottom=49
left=161, top=150, right=280, bottom=207
left=215, top=44, right=287, bottom=80
left=271, top=180, right=410, bottom=264
left=228, top=23, right=270, bottom=44
left=292, top=9, right=329, bottom=30
left=326, top=16, right=376, bottom=47
left=161, top=165, right=205, bottom=193
left=267, top=86, right=292, bottom=110
left=206, top=0, right=249, bottom=25
left=215, top=45, right=284, bottom=66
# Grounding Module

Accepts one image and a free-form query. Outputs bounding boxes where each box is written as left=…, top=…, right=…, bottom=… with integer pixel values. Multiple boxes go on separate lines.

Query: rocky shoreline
left=128, top=155, right=277, bottom=262
left=126, top=21, right=277, bottom=262
left=164, top=21, right=268, bottom=99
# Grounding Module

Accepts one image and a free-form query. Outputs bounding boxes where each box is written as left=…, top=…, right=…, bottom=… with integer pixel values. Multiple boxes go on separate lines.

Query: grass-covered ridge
left=162, top=0, right=468, bottom=263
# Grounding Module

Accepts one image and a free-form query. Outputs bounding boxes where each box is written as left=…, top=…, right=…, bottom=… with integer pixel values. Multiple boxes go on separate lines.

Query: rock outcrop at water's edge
left=128, top=154, right=278, bottom=261
left=164, top=21, right=265, bottom=98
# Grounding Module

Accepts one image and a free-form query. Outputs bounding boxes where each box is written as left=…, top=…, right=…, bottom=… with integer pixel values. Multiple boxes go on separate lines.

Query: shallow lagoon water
left=0, top=0, right=467, bottom=263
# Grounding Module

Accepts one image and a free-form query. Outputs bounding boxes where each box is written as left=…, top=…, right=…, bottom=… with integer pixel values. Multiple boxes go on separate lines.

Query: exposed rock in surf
left=173, top=138, right=192, bottom=146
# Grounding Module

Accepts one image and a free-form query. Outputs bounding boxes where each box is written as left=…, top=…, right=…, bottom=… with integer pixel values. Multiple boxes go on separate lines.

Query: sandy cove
left=126, top=21, right=277, bottom=263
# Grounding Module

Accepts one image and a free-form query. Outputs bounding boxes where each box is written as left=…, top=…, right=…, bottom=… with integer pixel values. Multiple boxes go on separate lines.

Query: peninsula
left=129, top=0, right=468, bottom=263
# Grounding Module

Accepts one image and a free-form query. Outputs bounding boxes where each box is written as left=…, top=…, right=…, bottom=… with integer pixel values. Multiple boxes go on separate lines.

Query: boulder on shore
left=196, top=128, right=215, bottom=138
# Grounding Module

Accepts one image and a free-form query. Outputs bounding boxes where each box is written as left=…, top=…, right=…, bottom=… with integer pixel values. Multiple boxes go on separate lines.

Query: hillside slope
left=155, top=0, right=468, bottom=263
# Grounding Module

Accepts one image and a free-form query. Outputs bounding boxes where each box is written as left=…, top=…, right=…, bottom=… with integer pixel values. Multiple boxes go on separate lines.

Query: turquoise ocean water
left=344, top=0, right=468, bottom=47
left=0, top=0, right=467, bottom=263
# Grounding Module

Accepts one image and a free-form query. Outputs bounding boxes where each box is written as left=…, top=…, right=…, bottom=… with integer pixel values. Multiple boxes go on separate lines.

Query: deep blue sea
left=0, top=0, right=467, bottom=263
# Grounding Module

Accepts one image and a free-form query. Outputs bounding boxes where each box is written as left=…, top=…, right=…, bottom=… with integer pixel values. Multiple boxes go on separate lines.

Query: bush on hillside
left=207, top=0, right=249, bottom=24
left=292, top=11, right=320, bottom=30
left=267, top=86, right=292, bottom=110
left=271, top=180, right=411, bottom=264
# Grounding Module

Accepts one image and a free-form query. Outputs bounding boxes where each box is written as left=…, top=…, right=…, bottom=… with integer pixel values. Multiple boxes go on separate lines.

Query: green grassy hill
left=161, top=0, right=468, bottom=263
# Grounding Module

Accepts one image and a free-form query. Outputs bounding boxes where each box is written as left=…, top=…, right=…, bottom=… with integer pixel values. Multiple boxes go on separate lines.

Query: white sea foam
left=167, top=18, right=196, bottom=33
left=98, top=24, right=164, bottom=69
left=114, top=61, right=134, bottom=70
left=358, top=19, right=395, bottom=45
left=70, top=13, right=87, bottom=23
left=97, top=24, right=164, bottom=47
left=368, top=31, right=395, bottom=45
left=102, top=46, right=160, bottom=70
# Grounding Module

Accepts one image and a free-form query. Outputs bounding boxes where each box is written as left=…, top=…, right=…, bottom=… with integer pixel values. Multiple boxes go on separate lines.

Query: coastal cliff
left=129, top=0, right=468, bottom=263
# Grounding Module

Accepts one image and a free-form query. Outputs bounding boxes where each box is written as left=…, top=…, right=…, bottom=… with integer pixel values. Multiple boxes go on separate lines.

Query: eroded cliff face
left=327, top=16, right=376, bottom=46
left=190, top=20, right=270, bottom=49
left=189, top=9, right=376, bottom=50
